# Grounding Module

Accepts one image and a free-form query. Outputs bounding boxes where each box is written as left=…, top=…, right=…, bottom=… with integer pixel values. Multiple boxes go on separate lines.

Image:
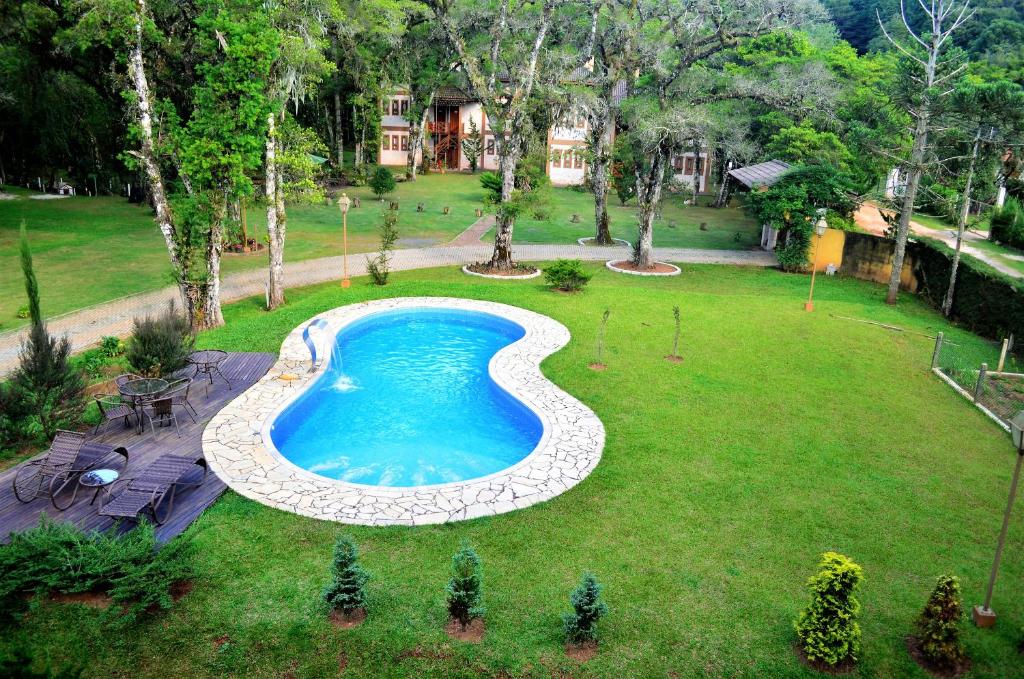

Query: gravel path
left=0, top=242, right=776, bottom=377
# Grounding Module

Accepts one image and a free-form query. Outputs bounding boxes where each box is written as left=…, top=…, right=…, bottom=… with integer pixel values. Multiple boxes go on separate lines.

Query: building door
left=433, top=106, right=461, bottom=170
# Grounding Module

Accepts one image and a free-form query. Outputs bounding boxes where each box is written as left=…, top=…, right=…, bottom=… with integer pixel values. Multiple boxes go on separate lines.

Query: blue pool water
left=269, top=308, right=544, bottom=487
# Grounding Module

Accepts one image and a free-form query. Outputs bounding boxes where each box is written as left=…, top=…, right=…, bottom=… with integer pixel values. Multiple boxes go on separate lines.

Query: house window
left=574, top=150, right=584, bottom=169
left=486, top=139, right=495, bottom=155
left=400, top=135, right=409, bottom=151
left=392, top=135, right=400, bottom=150
left=383, top=99, right=390, bottom=114
left=684, top=157, right=694, bottom=174
left=552, top=150, right=562, bottom=168
left=673, top=156, right=683, bottom=170
left=391, top=100, right=400, bottom=115
left=400, top=100, right=409, bottom=116
left=382, top=135, right=390, bottom=151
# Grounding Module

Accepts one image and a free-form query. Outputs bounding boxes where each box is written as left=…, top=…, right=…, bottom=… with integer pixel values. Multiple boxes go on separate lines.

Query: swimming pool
left=204, top=298, right=604, bottom=525
left=268, top=308, right=544, bottom=487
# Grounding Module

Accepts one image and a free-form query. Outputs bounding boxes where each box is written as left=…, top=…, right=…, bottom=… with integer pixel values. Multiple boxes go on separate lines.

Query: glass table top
left=80, top=469, right=119, bottom=487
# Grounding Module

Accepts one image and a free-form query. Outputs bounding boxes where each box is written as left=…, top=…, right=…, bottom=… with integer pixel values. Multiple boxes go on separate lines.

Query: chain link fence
left=932, top=332, right=1022, bottom=428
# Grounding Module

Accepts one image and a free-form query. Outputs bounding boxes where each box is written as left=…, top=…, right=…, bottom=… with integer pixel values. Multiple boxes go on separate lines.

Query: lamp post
left=337, top=192, right=351, bottom=289
left=973, top=410, right=1024, bottom=627
left=804, top=208, right=828, bottom=312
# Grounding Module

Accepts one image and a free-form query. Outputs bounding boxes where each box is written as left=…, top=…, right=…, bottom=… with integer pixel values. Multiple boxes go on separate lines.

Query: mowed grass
left=4, top=264, right=1022, bottom=678
left=0, top=175, right=756, bottom=329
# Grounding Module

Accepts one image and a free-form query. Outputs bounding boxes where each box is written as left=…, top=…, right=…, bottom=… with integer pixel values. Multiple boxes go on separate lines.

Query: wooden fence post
left=998, top=338, right=1009, bottom=372
left=974, top=363, right=988, bottom=403
left=931, top=332, right=944, bottom=370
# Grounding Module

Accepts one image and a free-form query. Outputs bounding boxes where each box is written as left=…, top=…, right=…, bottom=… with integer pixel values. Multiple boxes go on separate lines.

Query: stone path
left=0, top=241, right=776, bottom=377
left=854, top=202, right=1022, bottom=280
left=447, top=214, right=496, bottom=246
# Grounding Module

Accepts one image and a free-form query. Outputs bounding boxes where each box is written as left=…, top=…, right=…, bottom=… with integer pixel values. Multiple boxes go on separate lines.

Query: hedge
left=910, top=238, right=1024, bottom=343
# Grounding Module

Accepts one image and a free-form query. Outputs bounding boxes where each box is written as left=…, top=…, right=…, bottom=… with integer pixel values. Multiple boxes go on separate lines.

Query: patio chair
left=99, top=454, right=208, bottom=525
left=93, top=393, right=138, bottom=433
left=12, top=430, right=129, bottom=510
left=115, top=373, right=144, bottom=406
left=164, top=377, right=198, bottom=423
left=141, top=396, right=180, bottom=437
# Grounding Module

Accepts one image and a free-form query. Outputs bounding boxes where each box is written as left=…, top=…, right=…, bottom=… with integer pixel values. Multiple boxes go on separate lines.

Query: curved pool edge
left=201, top=297, right=605, bottom=526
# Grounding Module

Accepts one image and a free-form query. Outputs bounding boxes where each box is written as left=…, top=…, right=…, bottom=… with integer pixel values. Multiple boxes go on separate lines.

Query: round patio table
left=78, top=469, right=119, bottom=506
left=188, top=349, right=232, bottom=394
left=121, top=378, right=169, bottom=433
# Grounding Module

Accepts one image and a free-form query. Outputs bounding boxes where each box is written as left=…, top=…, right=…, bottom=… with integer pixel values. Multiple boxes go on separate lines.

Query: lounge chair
left=99, top=454, right=208, bottom=525
left=12, top=430, right=129, bottom=510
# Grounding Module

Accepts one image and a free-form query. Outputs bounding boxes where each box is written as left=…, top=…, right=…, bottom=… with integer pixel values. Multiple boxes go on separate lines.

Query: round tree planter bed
left=462, top=264, right=542, bottom=280
left=576, top=237, right=630, bottom=247
left=605, top=260, right=681, bottom=276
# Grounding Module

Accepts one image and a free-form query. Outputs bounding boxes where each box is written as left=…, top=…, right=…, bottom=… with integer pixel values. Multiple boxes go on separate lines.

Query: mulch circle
left=609, top=260, right=678, bottom=274
left=330, top=607, right=367, bottom=629
left=465, top=263, right=540, bottom=277
left=588, top=362, right=607, bottom=371
left=793, top=644, right=857, bottom=675
left=565, top=640, right=598, bottom=662
left=905, top=635, right=972, bottom=678
left=664, top=354, right=683, bottom=364
left=445, top=617, right=485, bottom=643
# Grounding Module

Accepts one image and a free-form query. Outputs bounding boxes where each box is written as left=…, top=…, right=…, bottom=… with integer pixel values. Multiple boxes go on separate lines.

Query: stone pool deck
left=202, top=298, right=605, bottom=526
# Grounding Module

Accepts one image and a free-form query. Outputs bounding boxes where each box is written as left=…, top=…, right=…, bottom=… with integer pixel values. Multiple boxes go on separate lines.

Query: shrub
left=366, top=208, right=399, bottom=286
left=0, top=517, right=194, bottom=627
left=100, top=336, right=124, bottom=357
left=342, top=164, right=371, bottom=187
left=913, top=575, right=968, bottom=672
left=563, top=572, right=608, bottom=644
left=446, top=542, right=484, bottom=630
left=544, top=259, right=592, bottom=292
left=794, top=552, right=863, bottom=668
left=480, top=171, right=502, bottom=202
left=321, top=535, right=369, bottom=615
left=989, top=197, right=1024, bottom=250
left=368, top=166, right=396, bottom=198
left=126, top=302, right=194, bottom=377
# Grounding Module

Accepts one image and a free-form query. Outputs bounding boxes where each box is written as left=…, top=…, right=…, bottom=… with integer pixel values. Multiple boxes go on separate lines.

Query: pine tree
left=321, top=535, right=369, bottom=615
left=446, top=542, right=484, bottom=630
left=914, top=575, right=968, bottom=672
left=563, top=572, right=609, bottom=644
left=461, top=119, right=483, bottom=173
left=9, top=223, right=84, bottom=441
left=794, top=552, right=863, bottom=668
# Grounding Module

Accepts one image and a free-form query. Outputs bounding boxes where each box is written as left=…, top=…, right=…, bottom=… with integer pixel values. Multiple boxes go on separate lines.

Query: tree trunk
left=266, top=112, right=285, bottom=310
left=407, top=97, right=432, bottom=182
left=201, top=196, right=226, bottom=329
left=886, top=36, right=939, bottom=306
left=714, top=157, right=731, bottom=208
left=633, top=144, right=667, bottom=269
left=129, top=0, right=189, bottom=307
left=334, top=91, right=344, bottom=169
left=691, top=139, right=701, bottom=203
left=590, top=108, right=613, bottom=245
left=489, top=144, right=519, bottom=270
left=943, top=130, right=981, bottom=316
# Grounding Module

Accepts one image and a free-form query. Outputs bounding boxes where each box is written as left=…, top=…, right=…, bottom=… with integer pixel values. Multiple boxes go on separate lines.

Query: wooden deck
left=0, top=352, right=275, bottom=543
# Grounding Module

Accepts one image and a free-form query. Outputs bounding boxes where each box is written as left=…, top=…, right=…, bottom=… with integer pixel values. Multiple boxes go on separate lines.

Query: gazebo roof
left=727, top=160, right=791, bottom=189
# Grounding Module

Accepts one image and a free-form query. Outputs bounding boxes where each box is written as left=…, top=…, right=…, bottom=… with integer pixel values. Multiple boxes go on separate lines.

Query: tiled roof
left=434, top=86, right=475, bottom=104
left=727, top=160, right=791, bottom=189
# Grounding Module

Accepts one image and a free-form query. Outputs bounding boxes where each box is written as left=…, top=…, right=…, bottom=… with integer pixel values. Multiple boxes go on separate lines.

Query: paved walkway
left=854, top=203, right=1021, bottom=280
left=0, top=241, right=776, bottom=377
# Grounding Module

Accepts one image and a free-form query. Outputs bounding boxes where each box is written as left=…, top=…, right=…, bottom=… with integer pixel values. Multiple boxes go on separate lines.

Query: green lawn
left=5, top=264, right=1022, bottom=678
left=0, top=176, right=757, bottom=330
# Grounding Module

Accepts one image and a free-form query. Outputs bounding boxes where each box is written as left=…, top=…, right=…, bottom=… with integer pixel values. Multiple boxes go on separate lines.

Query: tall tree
left=428, top=0, right=592, bottom=270
left=878, top=0, right=973, bottom=305
left=941, top=80, right=1024, bottom=314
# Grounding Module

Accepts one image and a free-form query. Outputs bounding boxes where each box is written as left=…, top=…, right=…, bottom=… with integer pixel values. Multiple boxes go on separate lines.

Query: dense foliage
left=446, top=542, right=484, bottom=630
left=369, top=166, right=396, bottom=198
left=913, top=575, right=968, bottom=672
left=563, top=572, right=608, bottom=644
left=989, top=197, right=1024, bottom=251
left=321, top=535, right=369, bottom=615
left=366, top=207, right=398, bottom=286
left=794, top=552, right=863, bottom=668
left=125, top=302, right=195, bottom=377
left=0, top=517, right=194, bottom=627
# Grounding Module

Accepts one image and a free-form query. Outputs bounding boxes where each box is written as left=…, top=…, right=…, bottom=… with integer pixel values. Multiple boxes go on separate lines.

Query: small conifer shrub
left=126, top=302, right=194, bottom=377
left=446, top=542, right=484, bottom=630
left=322, top=535, right=369, bottom=615
left=913, top=575, right=968, bottom=673
left=544, top=259, right=592, bottom=292
left=794, top=552, right=863, bottom=668
left=563, top=572, right=608, bottom=644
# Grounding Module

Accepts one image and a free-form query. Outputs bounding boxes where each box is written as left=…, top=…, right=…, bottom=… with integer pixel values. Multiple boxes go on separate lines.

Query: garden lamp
left=804, top=208, right=828, bottom=312
left=973, top=409, right=1024, bottom=627
left=338, top=193, right=351, bottom=289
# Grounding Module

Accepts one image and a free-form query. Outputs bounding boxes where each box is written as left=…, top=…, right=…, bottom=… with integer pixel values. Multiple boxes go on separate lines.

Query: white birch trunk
left=266, top=112, right=285, bottom=309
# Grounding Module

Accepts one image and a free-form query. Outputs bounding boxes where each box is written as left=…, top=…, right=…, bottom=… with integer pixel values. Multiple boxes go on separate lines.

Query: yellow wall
left=808, top=228, right=845, bottom=272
